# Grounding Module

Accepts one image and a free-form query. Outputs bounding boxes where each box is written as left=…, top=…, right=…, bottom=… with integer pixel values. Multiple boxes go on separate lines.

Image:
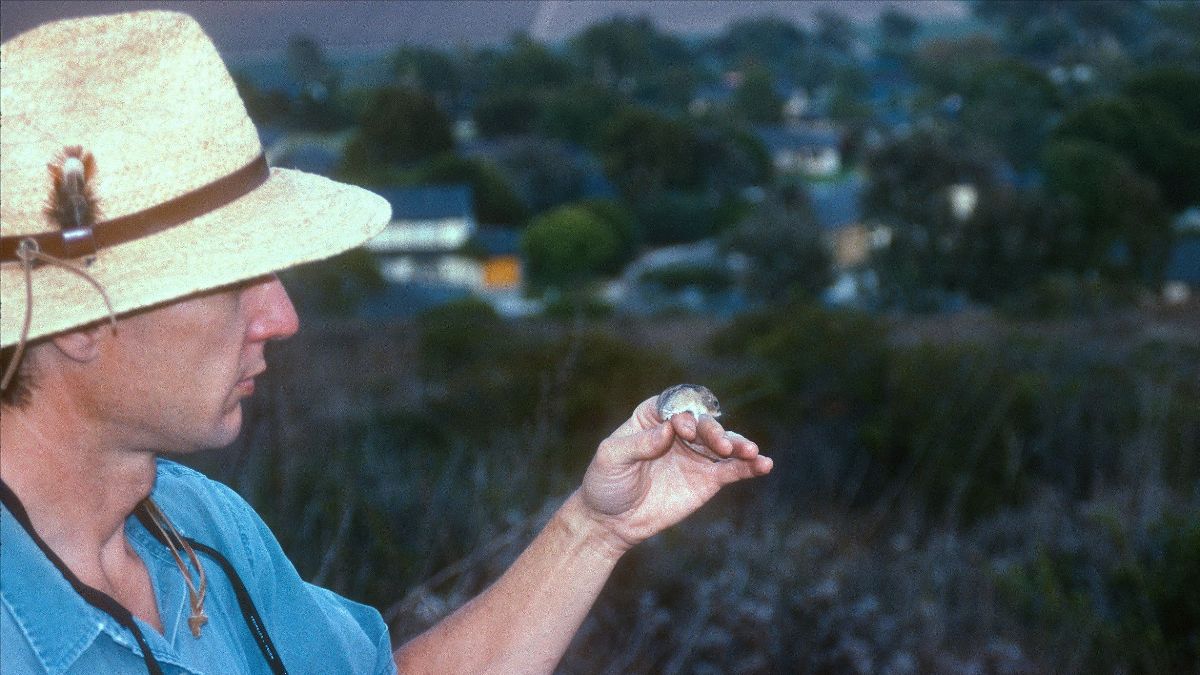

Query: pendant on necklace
left=189, top=610, right=208, bottom=638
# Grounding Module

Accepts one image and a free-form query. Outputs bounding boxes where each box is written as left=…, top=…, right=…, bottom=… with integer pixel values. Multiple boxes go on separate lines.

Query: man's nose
left=245, top=275, right=300, bottom=343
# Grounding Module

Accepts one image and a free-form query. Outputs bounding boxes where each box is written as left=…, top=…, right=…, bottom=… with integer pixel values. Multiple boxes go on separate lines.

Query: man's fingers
left=609, top=400, right=766, bottom=467
left=710, top=454, right=774, bottom=484
left=673, top=413, right=759, bottom=460
left=694, top=414, right=734, bottom=457
left=601, top=420, right=675, bottom=463
left=724, top=430, right=760, bottom=460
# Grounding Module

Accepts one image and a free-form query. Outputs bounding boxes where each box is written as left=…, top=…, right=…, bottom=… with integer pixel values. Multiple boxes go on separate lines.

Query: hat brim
left=0, top=168, right=390, bottom=347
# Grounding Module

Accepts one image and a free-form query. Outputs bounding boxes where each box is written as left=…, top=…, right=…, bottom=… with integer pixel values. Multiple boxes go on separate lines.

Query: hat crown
left=0, top=11, right=261, bottom=237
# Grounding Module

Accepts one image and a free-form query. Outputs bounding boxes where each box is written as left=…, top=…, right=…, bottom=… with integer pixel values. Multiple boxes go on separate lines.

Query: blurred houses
left=459, top=135, right=617, bottom=212
left=687, top=70, right=740, bottom=116
left=269, top=141, right=341, bottom=175
left=368, top=185, right=480, bottom=287
left=363, top=184, right=536, bottom=317
left=808, top=175, right=889, bottom=306
left=261, top=129, right=351, bottom=176
left=473, top=226, right=524, bottom=291
left=1164, top=207, right=1200, bottom=304
left=606, top=239, right=747, bottom=316
left=756, top=125, right=843, bottom=177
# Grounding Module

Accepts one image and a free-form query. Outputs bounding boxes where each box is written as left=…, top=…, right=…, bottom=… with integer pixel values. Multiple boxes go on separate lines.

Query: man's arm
left=393, top=396, right=772, bottom=674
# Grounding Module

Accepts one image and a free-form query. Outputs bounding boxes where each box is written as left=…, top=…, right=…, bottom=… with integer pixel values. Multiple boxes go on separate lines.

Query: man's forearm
left=393, top=491, right=623, bottom=674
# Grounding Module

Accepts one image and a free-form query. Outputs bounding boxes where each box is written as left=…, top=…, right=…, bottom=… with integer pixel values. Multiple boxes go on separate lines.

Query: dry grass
left=183, top=302, right=1199, bottom=673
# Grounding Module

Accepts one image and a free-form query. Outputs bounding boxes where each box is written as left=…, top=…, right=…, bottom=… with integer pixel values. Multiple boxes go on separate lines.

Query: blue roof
left=474, top=227, right=522, bottom=256
left=274, top=144, right=340, bottom=176
left=1165, top=236, right=1200, bottom=284
left=808, top=176, right=864, bottom=231
left=256, top=125, right=288, bottom=150
left=376, top=185, right=473, bottom=221
left=755, top=126, right=841, bottom=153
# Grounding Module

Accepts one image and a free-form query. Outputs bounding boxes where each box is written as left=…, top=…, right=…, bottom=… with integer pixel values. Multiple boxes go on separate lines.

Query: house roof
left=808, top=175, right=864, bottom=231
left=474, top=227, right=522, bottom=256
left=376, top=184, right=474, bottom=222
left=1165, top=236, right=1200, bottom=285
left=273, top=144, right=340, bottom=176
left=755, top=125, right=842, bottom=153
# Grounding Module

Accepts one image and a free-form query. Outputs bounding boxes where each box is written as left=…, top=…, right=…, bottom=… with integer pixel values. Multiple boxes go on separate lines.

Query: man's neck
left=0, top=400, right=157, bottom=572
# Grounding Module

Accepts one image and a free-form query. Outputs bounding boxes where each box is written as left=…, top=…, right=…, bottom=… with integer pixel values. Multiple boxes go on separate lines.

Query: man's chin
left=185, top=402, right=244, bottom=451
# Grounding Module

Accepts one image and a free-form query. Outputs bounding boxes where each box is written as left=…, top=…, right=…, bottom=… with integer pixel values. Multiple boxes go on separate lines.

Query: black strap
left=0, top=480, right=288, bottom=675
left=134, top=505, right=289, bottom=675
left=0, top=481, right=164, bottom=675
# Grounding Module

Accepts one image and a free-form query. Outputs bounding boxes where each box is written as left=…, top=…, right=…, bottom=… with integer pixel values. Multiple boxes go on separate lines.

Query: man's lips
left=236, top=368, right=265, bottom=395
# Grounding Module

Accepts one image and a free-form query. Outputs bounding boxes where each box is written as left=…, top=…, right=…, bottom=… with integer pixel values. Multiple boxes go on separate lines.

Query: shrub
left=997, top=510, right=1200, bottom=673
left=712, top=302, right=888, bottom=424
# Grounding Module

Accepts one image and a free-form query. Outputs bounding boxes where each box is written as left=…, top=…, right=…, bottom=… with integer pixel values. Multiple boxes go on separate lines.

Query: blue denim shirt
left=1, top=459, right=397, bottom=674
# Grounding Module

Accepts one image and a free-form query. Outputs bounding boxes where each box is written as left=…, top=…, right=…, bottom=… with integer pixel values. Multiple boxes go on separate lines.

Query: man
left=0, top=11, right=772, bottom=674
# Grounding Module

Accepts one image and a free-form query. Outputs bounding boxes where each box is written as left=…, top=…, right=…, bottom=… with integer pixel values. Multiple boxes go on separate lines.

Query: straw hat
left=0, top=10, right=391, bottom=348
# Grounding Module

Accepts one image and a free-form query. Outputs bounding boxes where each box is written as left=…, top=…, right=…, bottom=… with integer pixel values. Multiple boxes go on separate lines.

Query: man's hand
left=396, top=393, right=770, bottom=674
left=575, top=395, right=773, bottom=556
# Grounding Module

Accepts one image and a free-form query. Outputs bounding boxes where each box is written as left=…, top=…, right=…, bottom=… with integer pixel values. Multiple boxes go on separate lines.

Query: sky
left=2, top=0, right=969, bottom=55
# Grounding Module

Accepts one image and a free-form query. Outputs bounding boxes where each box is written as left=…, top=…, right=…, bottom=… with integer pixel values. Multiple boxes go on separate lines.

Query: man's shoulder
left=153, top=458, right=249, bottom=513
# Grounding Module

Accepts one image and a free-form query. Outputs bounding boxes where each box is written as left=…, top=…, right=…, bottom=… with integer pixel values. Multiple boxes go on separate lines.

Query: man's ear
left=50, top=324, right=109, bottom=364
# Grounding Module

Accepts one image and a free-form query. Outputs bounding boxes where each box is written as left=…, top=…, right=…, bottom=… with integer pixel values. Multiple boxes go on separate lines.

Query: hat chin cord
left=0, top=238, right=117, bottom=391
left=140, top=497, right=209, bottom=637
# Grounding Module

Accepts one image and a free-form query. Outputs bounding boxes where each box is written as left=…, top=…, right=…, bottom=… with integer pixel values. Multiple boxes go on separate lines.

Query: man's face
left=83, top=275, right=299, bottom=452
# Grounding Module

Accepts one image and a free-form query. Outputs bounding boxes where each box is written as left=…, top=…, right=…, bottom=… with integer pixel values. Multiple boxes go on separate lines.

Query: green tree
left=723, top=188, right=831, bottom=302
left=474, top=91, right=541, bottom=137
left=411, top=154, right=529, bottom=226
left=575, top=199, right=639, bottom=271
left=392, top=46, right=462, bottom=107
left=1124, top=69, right=1200, bottom=134
left=598, top=109, right=768, bottom=200
left=960, top=59, right=1061, bottom=169
left=865, top=130, right=997, bottom=305
left=1055, top=95, right=1200, bottom=211
left=913, top=35, right=1003, bottom=94
left=286, top=35, right=345, bottom=130
left=569, top=16, right=696, bottom=107
left=815, top=9, right=856, bottom=57
left=879, top=7, right=920, bottom=57
left=287, top=35, right=338, bottom=92
left=599, top=107, right=703, bottom=198
left=954, top=186, right=1074, bottom=302
left=714, top=16, right=808, bottom=73
left=539, top=85, right=623, bottom=148
left=974, top=0, right=1146, bottom=60
left=355, top=87, right=453, bottom=166
left=732, top=64, right=782, bottom=124
left=521, top=205, right=623, bottom=289
left=232, top=73, right=290, bottom=126
left=1044, top=139, right=1172, bottom=284
left=487, top=137, right=595, bottom=214
left=571, top=16, right=690, bottom=84
left=489, top=35, right=577, bottom=92
left=633, top=191, right=721, bottom=245
left=281, top=248, right=385, bottom=317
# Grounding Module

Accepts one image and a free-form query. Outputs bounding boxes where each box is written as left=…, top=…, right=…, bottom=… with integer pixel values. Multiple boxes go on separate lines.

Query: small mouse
left=656, top=384, right=724, bottom=461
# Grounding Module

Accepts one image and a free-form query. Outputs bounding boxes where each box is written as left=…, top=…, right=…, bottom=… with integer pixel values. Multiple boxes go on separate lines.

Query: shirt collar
left=1, top=503, right=109, bottom=674
left=0, top=498, right=197, bottom=674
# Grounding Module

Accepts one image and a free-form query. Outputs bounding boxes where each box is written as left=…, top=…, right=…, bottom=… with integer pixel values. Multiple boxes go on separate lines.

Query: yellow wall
left=483, top=256, right=522, bottom=289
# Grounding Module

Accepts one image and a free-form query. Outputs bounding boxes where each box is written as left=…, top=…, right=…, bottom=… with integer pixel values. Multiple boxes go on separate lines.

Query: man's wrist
left=554, top=491, right=631, bottom=565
